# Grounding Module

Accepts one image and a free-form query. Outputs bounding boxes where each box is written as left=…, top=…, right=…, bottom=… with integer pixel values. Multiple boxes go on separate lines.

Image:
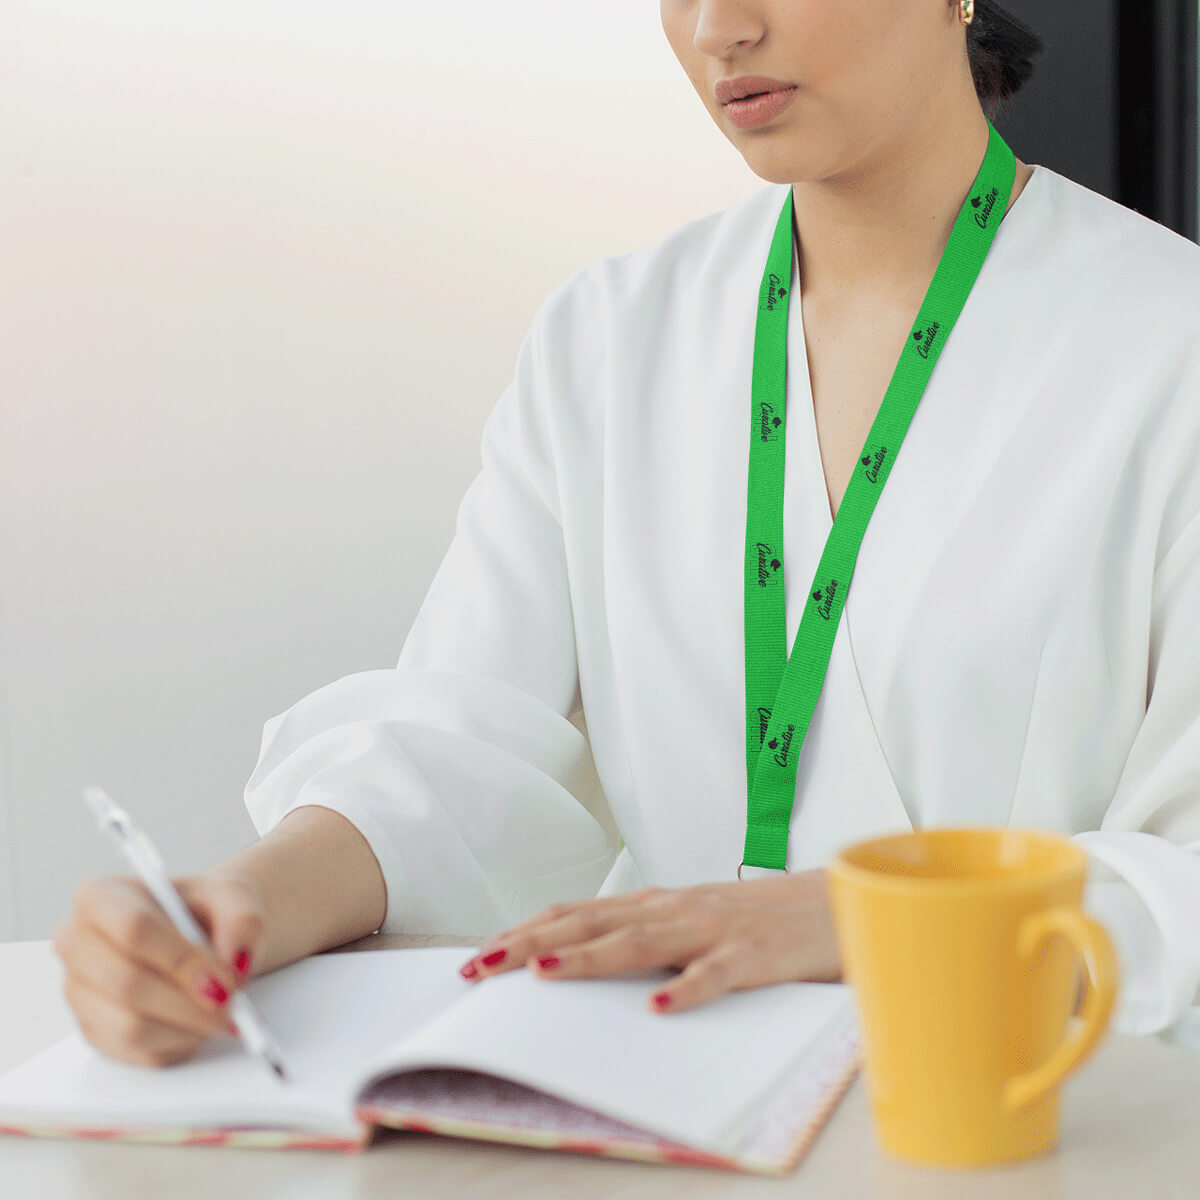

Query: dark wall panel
left=991, top=0, right=1118, bottom=198
left=990, top=0, right=1197, bottom=243
left=1119, top=0, right=1198, bottom=239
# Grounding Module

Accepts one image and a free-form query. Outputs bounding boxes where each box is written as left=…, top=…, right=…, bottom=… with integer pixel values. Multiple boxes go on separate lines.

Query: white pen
left=82, top=786, right=289, bottom=1082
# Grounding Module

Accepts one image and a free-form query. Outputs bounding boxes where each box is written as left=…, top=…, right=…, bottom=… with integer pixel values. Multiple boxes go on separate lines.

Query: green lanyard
left=742, top=120, right=1016, bottom=872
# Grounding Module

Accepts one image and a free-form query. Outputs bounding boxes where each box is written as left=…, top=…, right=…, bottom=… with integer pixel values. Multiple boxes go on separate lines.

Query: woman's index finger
left=78, top=877, right=226, bottom=984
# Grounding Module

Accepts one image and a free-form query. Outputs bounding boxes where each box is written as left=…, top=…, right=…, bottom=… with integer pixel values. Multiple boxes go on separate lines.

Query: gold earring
left=959, top=0, right=975, bottom=24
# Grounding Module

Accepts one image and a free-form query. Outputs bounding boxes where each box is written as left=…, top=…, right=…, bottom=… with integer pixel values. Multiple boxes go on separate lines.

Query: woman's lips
left=723, top=86, right=798, bottom=130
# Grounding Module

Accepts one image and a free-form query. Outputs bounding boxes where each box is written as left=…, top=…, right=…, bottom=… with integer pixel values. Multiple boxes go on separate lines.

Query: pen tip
left=270, top=1057, right=288, bottom=1082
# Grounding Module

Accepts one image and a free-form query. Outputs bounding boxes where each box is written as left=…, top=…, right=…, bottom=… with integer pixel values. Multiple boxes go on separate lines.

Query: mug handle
left=1003, top=907, right=1118, bottom=1113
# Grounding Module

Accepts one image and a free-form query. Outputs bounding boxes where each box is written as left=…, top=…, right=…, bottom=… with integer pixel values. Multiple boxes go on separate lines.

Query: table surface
left=4, top=933, right=1200, bottom=1199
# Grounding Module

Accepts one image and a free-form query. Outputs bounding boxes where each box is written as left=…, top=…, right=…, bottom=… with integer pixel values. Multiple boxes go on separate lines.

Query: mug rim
left=830, top=827, right=1087, bottom=894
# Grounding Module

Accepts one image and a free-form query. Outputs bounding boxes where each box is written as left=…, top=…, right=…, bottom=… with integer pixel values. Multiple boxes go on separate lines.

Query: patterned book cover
left=355, top=1012, right=862, bottom=1175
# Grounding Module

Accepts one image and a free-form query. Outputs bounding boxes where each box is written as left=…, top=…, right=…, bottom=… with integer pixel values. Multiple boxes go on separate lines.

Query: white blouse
left=245, top=164, right=1200, bottom=1049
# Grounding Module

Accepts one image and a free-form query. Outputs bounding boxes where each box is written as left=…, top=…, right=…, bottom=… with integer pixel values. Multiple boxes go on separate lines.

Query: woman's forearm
left=208, top=805, right=388, bottom=976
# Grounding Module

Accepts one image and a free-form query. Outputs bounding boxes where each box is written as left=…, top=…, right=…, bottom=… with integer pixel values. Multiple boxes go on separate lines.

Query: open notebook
left=0, top=947, right=861, bottom=1175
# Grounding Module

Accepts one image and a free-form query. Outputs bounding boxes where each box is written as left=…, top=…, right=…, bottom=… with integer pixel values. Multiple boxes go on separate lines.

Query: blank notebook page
left=0, top=948, right=473, bottom=1133
left=362, top=964, right=853, bottom=1151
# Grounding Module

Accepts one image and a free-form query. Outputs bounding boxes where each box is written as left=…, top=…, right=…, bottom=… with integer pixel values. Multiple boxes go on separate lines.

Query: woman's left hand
left=457, top=869, right=842, bottom=1014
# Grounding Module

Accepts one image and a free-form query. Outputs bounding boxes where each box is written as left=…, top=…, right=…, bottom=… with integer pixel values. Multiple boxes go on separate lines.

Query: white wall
left=0, top=0, right=764, bottom=939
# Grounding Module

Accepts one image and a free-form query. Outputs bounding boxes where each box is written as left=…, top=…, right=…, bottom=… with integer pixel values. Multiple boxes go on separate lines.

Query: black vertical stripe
left=1116, top=0, right=1198, bottom=241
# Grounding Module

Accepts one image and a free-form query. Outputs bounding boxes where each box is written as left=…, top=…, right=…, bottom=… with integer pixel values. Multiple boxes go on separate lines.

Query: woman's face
left=660, top=0, right=970, bottom=184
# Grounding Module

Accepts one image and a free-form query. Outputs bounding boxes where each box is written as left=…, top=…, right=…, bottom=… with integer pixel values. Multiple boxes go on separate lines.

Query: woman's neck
left=792, top=106, right=1032, bottom=304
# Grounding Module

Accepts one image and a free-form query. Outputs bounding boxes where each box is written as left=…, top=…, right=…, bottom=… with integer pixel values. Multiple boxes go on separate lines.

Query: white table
left=4, top=935, right=1200, bottom=1199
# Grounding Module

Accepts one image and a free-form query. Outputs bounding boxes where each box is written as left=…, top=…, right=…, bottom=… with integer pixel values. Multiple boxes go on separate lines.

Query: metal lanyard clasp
left=737, top=862, right=789, bottom=881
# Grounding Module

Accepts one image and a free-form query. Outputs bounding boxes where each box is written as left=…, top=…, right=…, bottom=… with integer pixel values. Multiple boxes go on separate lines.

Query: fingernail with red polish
left=198, top=975, right=229, bottom=1006
left=480, top=948, right=507, bottom=968
left=233, top=947, right=251, bottom=979
left=459, top=960, right=479, bottom=979
left=652, top=991, right=672, bottom=1010
left=536, top=955, right=561, bottom=970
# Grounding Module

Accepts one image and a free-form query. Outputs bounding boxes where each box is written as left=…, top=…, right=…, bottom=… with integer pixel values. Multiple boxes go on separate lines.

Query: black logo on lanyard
left=757, top=706, right=772, bottom=746
left=763, top=272, right=789, bottom=313
left=971, top=185, right=1000, bottom=229
left=860, top=445, right=888, bottom=483
left=767, top=723, right=796, bottom=768
left=811, top=578, right=840, bottom=621
left=756, top=542, right=782, bottom=587
left=912, top=321, right=942, bottom=360
left=759, top=401, right=783, bottom=443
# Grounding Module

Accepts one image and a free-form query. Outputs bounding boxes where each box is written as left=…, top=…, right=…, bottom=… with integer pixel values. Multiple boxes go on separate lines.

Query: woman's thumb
left=176, top=872, right=268, bottom=987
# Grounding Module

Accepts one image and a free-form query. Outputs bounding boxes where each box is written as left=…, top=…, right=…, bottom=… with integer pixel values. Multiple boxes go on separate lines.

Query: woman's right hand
left=52, top=872, right=267, bottom=1068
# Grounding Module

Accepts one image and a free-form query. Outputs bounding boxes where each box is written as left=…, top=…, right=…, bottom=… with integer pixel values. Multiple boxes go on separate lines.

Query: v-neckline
left=782, top=240, right=917, bottom=834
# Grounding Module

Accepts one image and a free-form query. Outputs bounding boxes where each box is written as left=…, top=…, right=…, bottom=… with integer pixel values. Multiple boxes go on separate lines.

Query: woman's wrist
left=206, top=805, right=387, bottom=976
left=781, top=867, right=845, bottom=982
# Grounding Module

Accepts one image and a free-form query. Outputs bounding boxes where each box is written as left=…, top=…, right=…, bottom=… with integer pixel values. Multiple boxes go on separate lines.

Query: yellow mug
left=828, top=828, right=1118, bottom=1167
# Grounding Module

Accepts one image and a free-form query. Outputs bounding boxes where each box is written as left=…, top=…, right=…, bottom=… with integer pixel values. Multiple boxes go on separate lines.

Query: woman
left=55, top=0, right=1200, bottom=1068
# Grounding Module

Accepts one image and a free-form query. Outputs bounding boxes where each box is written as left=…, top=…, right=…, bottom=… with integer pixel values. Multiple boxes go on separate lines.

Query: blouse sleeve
left=1072, top=414, right=1200, bottom=1050
left=242, top=289, right=621, bottom=937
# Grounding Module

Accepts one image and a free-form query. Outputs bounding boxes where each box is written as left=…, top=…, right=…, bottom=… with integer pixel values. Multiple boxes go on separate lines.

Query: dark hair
left=966, top=2, right=1045, bottom=118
